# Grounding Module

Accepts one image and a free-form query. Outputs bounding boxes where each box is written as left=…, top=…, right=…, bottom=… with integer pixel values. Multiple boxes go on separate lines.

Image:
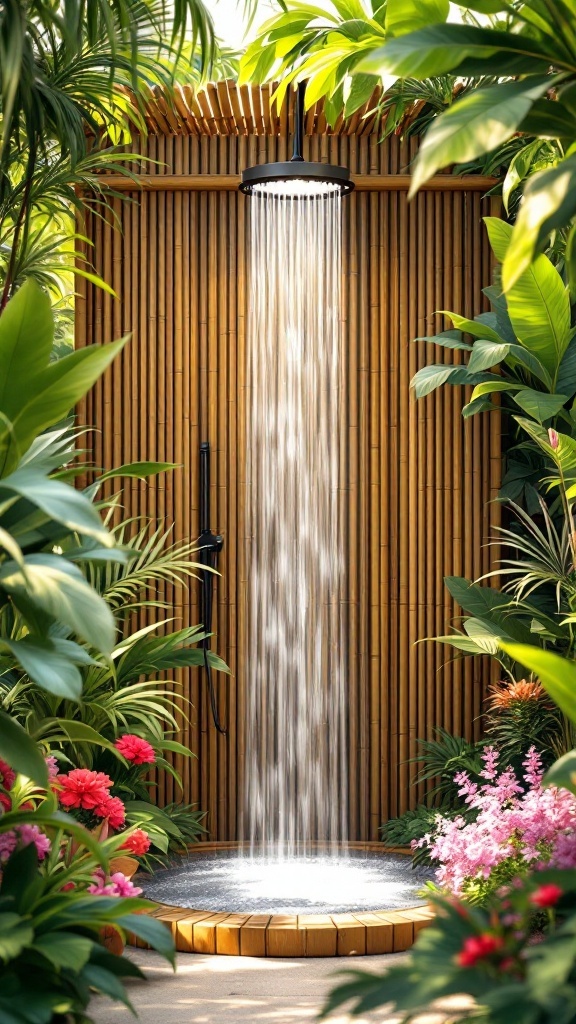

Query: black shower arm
left=199, top=442, right=226, bottom=734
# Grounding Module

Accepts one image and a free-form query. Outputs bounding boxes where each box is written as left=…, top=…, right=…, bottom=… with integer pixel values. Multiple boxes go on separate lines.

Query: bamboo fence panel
left=77, top=123, right=500, bottom=842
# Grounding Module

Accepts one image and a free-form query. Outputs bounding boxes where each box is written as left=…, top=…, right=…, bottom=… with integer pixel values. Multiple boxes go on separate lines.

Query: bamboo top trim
left=93, top=172, right=497, bottom=193
left=137, top=80, right=382, bottom=137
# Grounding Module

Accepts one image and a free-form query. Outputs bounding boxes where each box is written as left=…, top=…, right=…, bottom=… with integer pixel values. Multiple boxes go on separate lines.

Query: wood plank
left=374, top=911, right=414, bottom=952
left=216, top=914, right=251, bottom=956
left=193, top=913, right=232, bottom=955
left=353, top=912, right=394, bottom=954
left=331, top=914, right=367, bottom=957
left=240, top=914, right=271, bottom=958
left=87, top=172, right=497, bottom=193
left=299, top=915, right=338, bottom=957
left=266, top=916, right=306, bottom=958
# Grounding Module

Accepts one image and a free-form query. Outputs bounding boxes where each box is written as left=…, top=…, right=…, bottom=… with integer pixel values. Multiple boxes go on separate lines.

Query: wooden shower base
left=130, top=842, right=434, bottom=957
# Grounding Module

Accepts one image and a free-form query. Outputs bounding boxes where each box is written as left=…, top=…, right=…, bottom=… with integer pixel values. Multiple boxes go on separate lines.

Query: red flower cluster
left=530, top=883, right=563, bottom=909
left=120, top=828, right=151, bottom=856
left=0, top=758, right=16, bottom=812
left=57, top=768, right=126, bottom=829
left=114, top=734, right=155, bottom=765
left=457, top=933, right=503, bottom=967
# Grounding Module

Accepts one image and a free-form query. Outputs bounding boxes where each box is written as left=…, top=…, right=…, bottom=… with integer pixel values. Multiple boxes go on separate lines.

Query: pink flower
left=93, top=794, right=125, bottom=829
left=88, top=868, right=142, bottom=897
left=530, top=884, right=563, bottom=909
left=45, top=756, right=59, bottom=783
left=457, top=933, right=503, bottom=967
left=548, top=428, right=559, bottom=449
left=114, top=735, right=155, bottom=765
left=57, top=769, right=113, bottom=811
left=120, top=829, right=151, bottom=856
left=418, top=745, right=576, bottom=897
left=0, top=825, right=50, bottom=864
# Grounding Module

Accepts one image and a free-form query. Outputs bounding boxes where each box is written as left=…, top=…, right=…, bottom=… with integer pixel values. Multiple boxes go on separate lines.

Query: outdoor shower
left=240, top=81, right=354, bottom=199
left=198, top=441, right=226, bottom=734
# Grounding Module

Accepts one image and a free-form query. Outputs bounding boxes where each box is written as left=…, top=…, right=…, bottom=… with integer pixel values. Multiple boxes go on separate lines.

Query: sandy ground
left=91, top=947, right=471, bottom=1024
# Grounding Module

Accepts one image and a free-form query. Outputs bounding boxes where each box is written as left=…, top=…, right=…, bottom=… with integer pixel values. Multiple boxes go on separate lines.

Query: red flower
left=94, top=794, right=126, bottom=830
left=0, top=793, right=11, bottom=812
left=530, top=884, right=563, bottom=909
left=457, top=933, right=503, bottom=967
left=120, top=828, right=151, bottom=856
left=57, top=769, right=112, bottom=811
left=0, top=759, right=15, bottom=792
left=114, top=734, right=155, bottom=765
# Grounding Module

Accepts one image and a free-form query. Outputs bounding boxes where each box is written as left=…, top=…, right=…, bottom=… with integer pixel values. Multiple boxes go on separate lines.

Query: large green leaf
left=32, top=932, right=93, bottom=972
left=500, top=643, right=576, bottom=724
left=114, top=914, right=175, bottom=965
left=97, top=461, right=177, bottom=483
left=0, top=280, right=54, bottom=420
left=2, top=336, right=128, bottom=474
left=410, top=364, right=491, bottom=398
left=544, top=750, right=576, bottom=796
left=2, top=636, right=89, bottom=701
left=512, top=389, right=568, bottom=423
left=442, top=311, right=504, bottom=344
left=0, top=913, right=34, bottom=964
left=358, top=23, right=555, bottom=80
left=0, top=467, right=111, bottom=544
left=410, top=77, right=552, bottom=195
left=386, top=0, right=449, bottom=37
left=503, top=154, right=576, bottom=290
left=0, top=554, right=116, bottom=653
left=467, top=340, right=510, bottom=373
left=0, top=710, right=48, bottom=786
left=485, top=218, right=572, bottom=377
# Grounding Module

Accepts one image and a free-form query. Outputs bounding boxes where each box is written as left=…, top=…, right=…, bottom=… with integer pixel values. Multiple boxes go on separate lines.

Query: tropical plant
left=324, top=638, right=576, bottom=1022
left=242, top=0, right=576, bottom=291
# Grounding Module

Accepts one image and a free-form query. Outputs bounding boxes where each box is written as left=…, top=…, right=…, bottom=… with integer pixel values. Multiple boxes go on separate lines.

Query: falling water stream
left=244, top=185, right=347, bottom=857
left=142, top=181, right=435, bottom=915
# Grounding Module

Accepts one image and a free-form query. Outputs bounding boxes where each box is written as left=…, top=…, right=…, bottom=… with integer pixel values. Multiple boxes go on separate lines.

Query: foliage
left=242, top=0, right=576, bottom=291
left=321, top=868, right=576, bottom=1023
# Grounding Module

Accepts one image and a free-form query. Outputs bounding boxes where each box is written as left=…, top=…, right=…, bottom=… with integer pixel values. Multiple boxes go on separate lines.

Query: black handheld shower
left=199, top=442, right=226, bottom=734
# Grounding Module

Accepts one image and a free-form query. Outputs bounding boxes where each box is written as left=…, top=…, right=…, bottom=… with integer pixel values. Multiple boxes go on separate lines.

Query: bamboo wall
left=77, top=115, right=500, bottom=842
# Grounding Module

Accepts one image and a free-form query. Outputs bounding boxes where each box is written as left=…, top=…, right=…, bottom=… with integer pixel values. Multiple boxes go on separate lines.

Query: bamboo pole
left=84, top=173, right=497, bottom=193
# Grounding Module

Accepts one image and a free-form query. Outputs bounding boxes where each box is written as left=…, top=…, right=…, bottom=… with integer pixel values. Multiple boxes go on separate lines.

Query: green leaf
left=512, top=389, right=568, bottom=423
left=97, top=461, right=178, bottom=483
left=485, top=218, right=572, bottom=376
left=358, top=24, right=555, bottom=81
left=544, top=750, right=576, bottom=796
left=0, top=554, right=116, bottom=654
left=2, top=636, right=88, bottom=701
left=51, top=720, right=123, bottom=756
left=5, top=337, right=128, bottom=473
left=33, top=932, right=93, bottom=972
left=467, top=340, right=510, bottom=373
left=0, top=710, right=48, bottom=786
left=386, top=0, right=449, bottom=37
left=502, top=139, right=546, bottom=215
left=410, top=77, right=553, bottom=196
left=410, top=364, right=483, bottom=398
left=440, top=311, right=504, bottom=344
left=500, top=644, right=576, bottom=724
left=0, top=912, right=34, bottom=964
left=0, top=467, right=111, bottom=544
left=469, top=380, right=521, bottom=402
left=503, top=154, right=576, bottom=289
left=344, top=73, right=378, bottom=116
left=414, top=329, right=473, bottom=351
left=0, top=280, right=54, bottom=422
left=114, top=913, right=175, bottom=965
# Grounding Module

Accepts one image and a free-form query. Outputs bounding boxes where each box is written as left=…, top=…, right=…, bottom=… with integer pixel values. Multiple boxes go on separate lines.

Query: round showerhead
left=239, top=160, right=354, bottom=199
left=239, top=82, right=354, bottom=200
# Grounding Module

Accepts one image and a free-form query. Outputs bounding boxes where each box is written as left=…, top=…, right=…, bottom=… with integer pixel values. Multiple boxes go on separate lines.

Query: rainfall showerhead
left=239, top=82, right=354, bottom=200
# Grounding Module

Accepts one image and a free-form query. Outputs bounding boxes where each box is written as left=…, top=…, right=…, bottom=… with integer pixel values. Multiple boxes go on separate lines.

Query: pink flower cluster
left=88, top=868, right=142, bottom=897
left=416, top=746, right=576, bottom=896
left=0, top=824, right=51, bottom=864
left=57, top=768, right=125, bottom=829
left=114, top=734, right=155, bottom=765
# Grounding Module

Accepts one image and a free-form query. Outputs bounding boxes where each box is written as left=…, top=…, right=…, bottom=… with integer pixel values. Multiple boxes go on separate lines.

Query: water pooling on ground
left=142, top=852, right=433, bottom=915
left=244, top=188, right=348, bottom=856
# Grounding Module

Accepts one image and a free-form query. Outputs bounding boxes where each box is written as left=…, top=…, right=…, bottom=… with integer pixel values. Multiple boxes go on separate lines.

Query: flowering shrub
left=322, top=869, right=576, bottom=1023
left=120, top=827, right=151, bottom=856
left=0, top=824, right=50, bottom=864
left=88, top=868, right=142, bottom=897
left=415, top=746, right=576, bottom=902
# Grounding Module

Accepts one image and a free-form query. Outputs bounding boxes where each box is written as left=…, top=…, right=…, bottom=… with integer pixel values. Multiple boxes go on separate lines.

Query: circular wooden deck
left=130, top=843, right=434, bottom=957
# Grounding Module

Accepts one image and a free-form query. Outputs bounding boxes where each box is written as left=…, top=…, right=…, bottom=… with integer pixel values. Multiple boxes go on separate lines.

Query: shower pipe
left=93, top=173, right=497, bottom=191
left=199, top=441, right=226, bottom=734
